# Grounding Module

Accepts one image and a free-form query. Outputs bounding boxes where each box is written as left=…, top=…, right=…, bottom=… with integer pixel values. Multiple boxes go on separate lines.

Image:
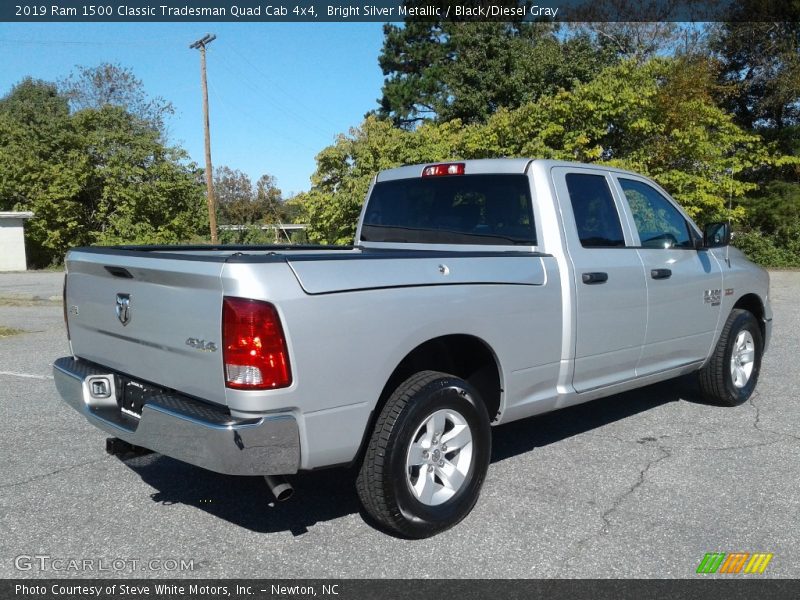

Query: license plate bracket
left=117, top=378, right=152, bottom=419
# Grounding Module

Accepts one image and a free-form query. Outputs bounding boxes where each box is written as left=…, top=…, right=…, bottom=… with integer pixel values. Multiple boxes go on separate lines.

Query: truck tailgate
left=65, top=250, right=227, bottom=406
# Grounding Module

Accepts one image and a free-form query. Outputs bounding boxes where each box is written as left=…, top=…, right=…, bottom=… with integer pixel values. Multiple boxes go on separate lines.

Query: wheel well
left=733, top=293, right=765, bottom=338
left=380, top=334, right=502, bottom=423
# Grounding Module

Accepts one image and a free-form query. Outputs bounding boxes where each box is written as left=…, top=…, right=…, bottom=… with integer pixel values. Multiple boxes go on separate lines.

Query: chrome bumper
left=53, top=357, right=300, bottom=476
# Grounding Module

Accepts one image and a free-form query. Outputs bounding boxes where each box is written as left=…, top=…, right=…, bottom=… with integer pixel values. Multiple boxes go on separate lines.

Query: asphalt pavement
left=1, top=270, right=798, bottom=579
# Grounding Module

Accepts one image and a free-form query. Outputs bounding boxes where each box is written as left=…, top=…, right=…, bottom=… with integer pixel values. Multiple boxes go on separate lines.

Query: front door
left=613, top=175, right=722, bottom=376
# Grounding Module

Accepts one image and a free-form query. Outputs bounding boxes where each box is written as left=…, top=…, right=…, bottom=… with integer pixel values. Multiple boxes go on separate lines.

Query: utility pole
left=190, top=33, right=219, bottom=244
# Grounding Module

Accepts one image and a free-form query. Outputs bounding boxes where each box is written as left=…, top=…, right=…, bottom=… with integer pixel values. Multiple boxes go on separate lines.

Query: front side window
left=361, top=174, right=536, bottom=246
left=619, top=178, right=692, bottom=249
left=565, top=173, right=625, bottom=248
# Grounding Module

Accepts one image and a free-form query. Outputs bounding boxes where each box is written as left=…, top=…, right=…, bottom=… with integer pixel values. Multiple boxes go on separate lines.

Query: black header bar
left=2, top=0, right=796, bottom=23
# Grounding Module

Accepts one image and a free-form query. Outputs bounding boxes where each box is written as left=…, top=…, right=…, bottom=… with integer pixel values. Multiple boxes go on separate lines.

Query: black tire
left=356, top=370, right=491, bottom=538
left=697, top=309, right=763, bottom=406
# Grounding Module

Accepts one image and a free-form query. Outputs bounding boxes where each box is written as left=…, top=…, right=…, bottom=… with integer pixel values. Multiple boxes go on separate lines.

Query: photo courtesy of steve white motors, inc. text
left=14, top=583, right=341, bottom=597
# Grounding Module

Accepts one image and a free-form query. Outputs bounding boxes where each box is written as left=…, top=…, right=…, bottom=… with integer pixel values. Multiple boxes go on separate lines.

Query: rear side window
left=565, top=173, right=625, bottom=248
left=360, top=174, right=536, bottom=245
left=619, top=178, right=693, bottom=249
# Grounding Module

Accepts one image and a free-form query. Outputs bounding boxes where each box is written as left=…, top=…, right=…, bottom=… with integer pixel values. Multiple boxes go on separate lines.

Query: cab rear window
left=360, top=174, right=536, bottom=246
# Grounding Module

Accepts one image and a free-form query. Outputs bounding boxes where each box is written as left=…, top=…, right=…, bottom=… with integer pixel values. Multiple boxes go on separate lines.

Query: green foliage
left=571, top=22, right=706, bottom=62
left=59, top=63, right=175, bottom=136
left=298, top=117, right=466, bottom=244
left=739, top=181, right=800, bottom=235
left=732, top=181, right=800, bottom=266
left=707, top=3, right=800, bottom=266
left=214, top=166, right=253, bottom=212
left=471, top=58, right=776, bottom=225
left=733, top=228, right=800, bottom=268
left=710, top=7, right=800, bottom=134
left=213, top=166, right=297, bottom=245
left=0, top=78, right=205, bottom=267
left=280, top=195, right=306, bottom=225
left=378, top=19, right=617, bottom=126
left=303, top=58, right=795, bottom=245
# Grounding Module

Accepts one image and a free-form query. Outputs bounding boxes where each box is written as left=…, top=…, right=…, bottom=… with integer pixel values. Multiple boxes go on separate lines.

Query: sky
left=0, top=22, right=387, bottom=195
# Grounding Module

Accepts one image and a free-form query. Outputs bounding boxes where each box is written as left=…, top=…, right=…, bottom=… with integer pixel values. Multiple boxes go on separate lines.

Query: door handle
left=582, top=272, right=608, bottom=284
left=651, top=268, right=672, bottom=280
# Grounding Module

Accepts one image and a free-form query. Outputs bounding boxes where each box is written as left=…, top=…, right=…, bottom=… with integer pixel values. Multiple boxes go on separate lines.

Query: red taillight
left=422, top=162, right=465, bottom=177
left=222, top=297, right=292, bottom=390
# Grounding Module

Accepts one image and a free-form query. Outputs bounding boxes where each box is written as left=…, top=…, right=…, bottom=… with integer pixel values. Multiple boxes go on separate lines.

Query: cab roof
left=375, top=158, right=644, bottom=182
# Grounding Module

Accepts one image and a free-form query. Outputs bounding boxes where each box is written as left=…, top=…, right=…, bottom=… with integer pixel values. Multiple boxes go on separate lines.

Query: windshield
left=361, top=174, right=536, bottom=246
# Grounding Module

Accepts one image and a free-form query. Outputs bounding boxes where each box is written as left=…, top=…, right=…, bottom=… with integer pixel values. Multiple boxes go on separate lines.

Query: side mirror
left=703, top=222, right=731, bottom=248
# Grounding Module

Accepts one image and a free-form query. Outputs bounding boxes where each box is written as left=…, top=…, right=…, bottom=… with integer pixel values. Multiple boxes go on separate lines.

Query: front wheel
left=698, top=309, right=763, bottom=406
left=356, top=371, right=491, bottom=538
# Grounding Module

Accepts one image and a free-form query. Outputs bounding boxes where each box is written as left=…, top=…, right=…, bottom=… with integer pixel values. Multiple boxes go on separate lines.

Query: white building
left=0, top=211, right=34, bottom=271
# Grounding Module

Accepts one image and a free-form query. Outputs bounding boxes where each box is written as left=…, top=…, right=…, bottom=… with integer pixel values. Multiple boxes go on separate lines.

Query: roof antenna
left=726, top=167, right=733, bottom=268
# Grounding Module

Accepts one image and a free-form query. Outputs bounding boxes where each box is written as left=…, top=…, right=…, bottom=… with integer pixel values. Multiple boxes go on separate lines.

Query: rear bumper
left=53, top=357, right=300, bottom=476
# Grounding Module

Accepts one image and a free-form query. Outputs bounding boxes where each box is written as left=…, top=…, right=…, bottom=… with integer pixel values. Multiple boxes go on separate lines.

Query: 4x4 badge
left=115, top=293, right=131, bottom=326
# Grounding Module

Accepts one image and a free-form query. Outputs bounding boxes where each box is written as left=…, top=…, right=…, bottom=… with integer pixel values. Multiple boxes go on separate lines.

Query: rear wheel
left=698, top=309, right=763, bottom=406
left=356, top=371, right=491, bottom=538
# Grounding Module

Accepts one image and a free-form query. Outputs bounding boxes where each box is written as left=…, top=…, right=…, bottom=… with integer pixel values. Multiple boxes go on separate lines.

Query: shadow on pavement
left=119, top=375, right=703, bottom=536
left=491, top=374, right=704, bottom=463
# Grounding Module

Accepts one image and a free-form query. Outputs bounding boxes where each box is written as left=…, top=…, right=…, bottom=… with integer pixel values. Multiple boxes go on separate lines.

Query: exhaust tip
left=264, top=475, right=294, bottom=502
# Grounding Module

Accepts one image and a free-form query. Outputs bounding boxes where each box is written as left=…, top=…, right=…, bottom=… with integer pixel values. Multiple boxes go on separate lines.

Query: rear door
left=612, top=175, right=722, bottom=375
left=552, top=167, right=648, bottom=393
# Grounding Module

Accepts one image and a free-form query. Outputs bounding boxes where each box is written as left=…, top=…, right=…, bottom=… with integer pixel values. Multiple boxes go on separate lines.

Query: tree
left=0, top=77, right=69, bottom=127
left=470, top=57, right=786, bottom=224
left=212, top=167, right=294, bottom=243
left=214, top=166, right=257, bottom=225
left=256, top=174, right=286, bottom=224
left=705, top=2, right=800, bottom=265
left=214, top=167, right=287, bottom=226
left=72, top=106, right=205, bottom=248
left=739, top=180, right=800, bottom=235
left=302, top=58, right=796, bottom=244
left=377, top=20, right=449, bottom=126
left=298, top=116, right=467, bottom=243
left=0, top=79, right=87, bottom=265
left=0, top=78, right=205, bottom=266
left=569, top=21, right=709, bottom=62
left=59, top=63, right=175, bottom=134
left=0, top=78, right=73, bottom=216
left=565, top=0, right=716, bottom=59
left=377, top=19, right=617, bottom=126
left=710, top=5, right=800, bottom=134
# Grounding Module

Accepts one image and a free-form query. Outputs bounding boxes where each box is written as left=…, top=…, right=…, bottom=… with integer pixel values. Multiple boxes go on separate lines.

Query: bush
left=733, top=229, right=800, bottom=268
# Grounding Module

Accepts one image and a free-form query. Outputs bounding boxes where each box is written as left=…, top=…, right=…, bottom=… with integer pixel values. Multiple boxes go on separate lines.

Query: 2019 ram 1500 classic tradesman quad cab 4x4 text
left=54, top=159, right=772, bottom=537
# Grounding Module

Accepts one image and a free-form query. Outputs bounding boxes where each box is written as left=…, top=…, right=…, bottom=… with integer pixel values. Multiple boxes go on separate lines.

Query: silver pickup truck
left=54, top=159, right=771, bottom=537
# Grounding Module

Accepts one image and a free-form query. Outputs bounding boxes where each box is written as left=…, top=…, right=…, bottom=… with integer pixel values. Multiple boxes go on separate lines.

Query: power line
left=214, top=50, right=331, bottom=139
left=206, top=54, right=327, bottom=152
left=222, top=44, right=337, bottom=136
left=206, top=73, right=319, bottom=154
left=0, top=37, right=179, bottom=46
